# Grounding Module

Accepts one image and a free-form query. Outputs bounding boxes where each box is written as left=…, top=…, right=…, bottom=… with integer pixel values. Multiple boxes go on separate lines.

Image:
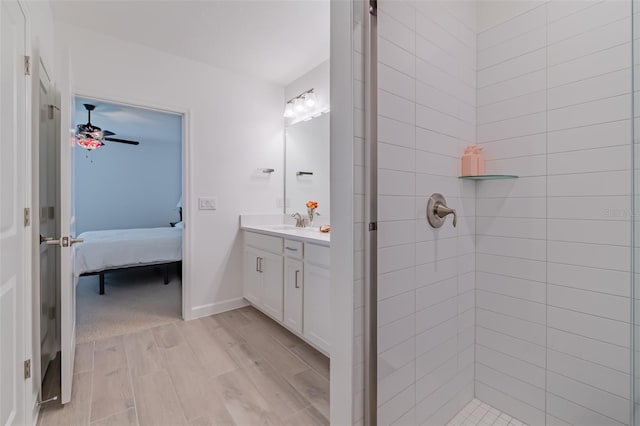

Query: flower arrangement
left=306, top=200, right=319, bottom=226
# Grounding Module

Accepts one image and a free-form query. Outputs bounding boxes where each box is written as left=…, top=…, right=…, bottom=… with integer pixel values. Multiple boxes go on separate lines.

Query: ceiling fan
left=76, top=103, right=140, bottom=150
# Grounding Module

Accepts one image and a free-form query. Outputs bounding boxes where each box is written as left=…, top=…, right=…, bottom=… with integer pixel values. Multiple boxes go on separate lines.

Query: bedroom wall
left=55, top=27, right=285, bottom=319
left=73, top=100, right=183, bottom=234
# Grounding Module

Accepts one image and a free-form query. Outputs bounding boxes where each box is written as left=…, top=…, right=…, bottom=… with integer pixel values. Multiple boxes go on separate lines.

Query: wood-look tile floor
left=38, top=306, right=330, bottom=426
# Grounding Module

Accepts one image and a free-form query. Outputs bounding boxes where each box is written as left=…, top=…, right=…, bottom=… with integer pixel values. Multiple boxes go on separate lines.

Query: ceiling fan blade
left=104, top=137, right=140, bottom=145
left=103, top=130, right=116, bottom=136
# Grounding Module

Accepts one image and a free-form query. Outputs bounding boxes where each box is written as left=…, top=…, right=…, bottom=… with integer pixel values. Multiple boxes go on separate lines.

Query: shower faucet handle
left=427, top=193, right=457, bottom=228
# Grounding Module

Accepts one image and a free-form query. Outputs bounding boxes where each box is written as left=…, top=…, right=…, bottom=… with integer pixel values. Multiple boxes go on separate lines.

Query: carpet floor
left=76, top=266, right=181, bottom=344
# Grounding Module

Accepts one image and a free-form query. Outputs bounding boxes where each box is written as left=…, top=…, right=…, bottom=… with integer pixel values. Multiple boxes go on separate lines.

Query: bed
left=74, top=226, right=183, bottom=295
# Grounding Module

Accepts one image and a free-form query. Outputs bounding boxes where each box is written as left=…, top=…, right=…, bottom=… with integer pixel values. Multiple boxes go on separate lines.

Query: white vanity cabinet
left=303, top=243, right=331, bottom=354
left=243, top=233, right=284, bottom=322
left=242, top=229, right=330, bottom=356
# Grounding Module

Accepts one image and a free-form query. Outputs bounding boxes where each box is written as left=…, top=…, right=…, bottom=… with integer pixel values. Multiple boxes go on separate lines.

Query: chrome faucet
left=291, top=212, right=306, bottom=228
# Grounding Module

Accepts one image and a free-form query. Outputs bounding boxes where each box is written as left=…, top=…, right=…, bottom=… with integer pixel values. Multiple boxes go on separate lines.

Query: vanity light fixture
left=283, top=88, right=317, bottom=119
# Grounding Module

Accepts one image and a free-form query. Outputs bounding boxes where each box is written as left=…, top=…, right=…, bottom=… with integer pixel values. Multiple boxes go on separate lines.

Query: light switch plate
left=199, top=197, right=217, bottom=210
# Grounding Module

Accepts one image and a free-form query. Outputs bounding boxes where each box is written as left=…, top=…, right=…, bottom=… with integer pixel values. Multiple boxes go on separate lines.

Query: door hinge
left=24, top=55, right=31, bottom=76
left=369, top=222, right=377, bottom=232
left=48, top=104, right=60, bottom=120
left=24, top=359, right=31, bottom=379
left=24, top=208, right=31, bottom=227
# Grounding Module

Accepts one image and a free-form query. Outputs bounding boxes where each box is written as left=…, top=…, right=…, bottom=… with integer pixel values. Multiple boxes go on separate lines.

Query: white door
left=36, top=59, right=58, bottom=388
left=59, top=76, right=78, bottom=404
left=260, top=251, right=284, bottom=322
left=283, top=257, right=303, bottom=333
left=0, top=1, right=28, bottom=425
left=303, top=263, right=331, bottom=354
left=244, top=248, right=262, bottom=306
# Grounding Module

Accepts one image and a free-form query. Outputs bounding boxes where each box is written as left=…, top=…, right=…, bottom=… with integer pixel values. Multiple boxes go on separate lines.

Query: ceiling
left=52, top=0, right=330, bottom=86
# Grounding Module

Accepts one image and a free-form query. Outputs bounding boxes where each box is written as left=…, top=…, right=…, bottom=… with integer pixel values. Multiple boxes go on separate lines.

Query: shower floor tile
left=447, top=399, right=528, bottom=426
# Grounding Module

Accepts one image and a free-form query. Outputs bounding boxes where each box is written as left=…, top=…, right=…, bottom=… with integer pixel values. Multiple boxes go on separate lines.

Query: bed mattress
left=74, top=227, right=182, bottom=276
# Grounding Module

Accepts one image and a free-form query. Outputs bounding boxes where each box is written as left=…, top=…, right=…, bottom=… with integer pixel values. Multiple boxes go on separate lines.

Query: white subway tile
left=476, top=345, right=545, bottom=389
left=379, top=62, right=416, bottom=101
left=548, top=119, right=630, bottom=153
left=476, top=271, right=546, bottom=303
left=547, top=240, right=630, bottom=271
left=548, top=68, right=630, bottom=110
left=379, top=36, right=416, bottom=78
left=547, top=262, right=630, bottom=298
left=378, top=219, right=416, bottom=247
left=379, top=89, right=416, bottom=125
left=378, top=267, right=416, bottom=301
left=476, top=308, right=546, bottom=346
left=546, top=371, right=629, bottom=425
left=548, top=17, right=631, bottom=66
left=547, top=306, right=630, bottom=348
left=379, top=118, right=416, bottom=149
left=548, top=43, right=631, bottom=88
left=548, top=171, right=631, bottom=197
left=476, top=364, right=545, bottom=410
left=478, top=3, right=546, bottom=50
left=547, top=349, right=629, bottom=399
left=477, top=290, right=546, bottom=324
left=478, top=48, right=546, bottom=88
left=548, top=95, right=631, bottom=132
left=379, top=290, right=416, bottom=327
left=546, top=392, right=626, bottom=426
left=378, top=9, right=416, bottom=54
left=379, top=169, right=415, bottom=196
left=478, top=90, right=546, bottom=125
left=478, top=70, right=546, bottom=106
left=548, top=0, right=629, bottom=44
left=479, top=27, right=546, bottom=70
left=547, top=284, right=630, bottom=322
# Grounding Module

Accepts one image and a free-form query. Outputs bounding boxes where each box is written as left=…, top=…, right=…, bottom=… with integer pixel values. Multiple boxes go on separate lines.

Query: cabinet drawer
left=284, top=239, right=303, bottom=259
left=244, top=231, right=283, bottom=254
left=305, top=243, right=330, bottom=268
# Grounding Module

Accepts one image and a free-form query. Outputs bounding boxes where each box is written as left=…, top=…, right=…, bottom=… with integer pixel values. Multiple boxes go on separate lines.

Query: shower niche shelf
left=458, top=174, right=518, bottom=180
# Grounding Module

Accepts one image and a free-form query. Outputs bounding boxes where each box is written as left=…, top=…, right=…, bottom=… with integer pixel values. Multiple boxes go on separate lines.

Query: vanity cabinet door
left=284, top=258, right=304, bottom=334
left=243, top=248, right=262, bottom=306
left=303, top=263, right=331, bottom=354
left=260, top=251, right=284, bottom=322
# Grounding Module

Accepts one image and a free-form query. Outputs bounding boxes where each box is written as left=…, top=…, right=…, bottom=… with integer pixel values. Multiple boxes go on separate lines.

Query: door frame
left=69, top=90, right=192, bottom=320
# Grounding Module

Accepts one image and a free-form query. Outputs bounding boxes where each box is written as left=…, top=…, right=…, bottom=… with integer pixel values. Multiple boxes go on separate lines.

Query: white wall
left=475, top=1, right=632, bottom=425
left=375, top=1, right=477, bottom=425
left=73, top=99, right=182, bottom=233
left=55, top=27, right=285, bottom=319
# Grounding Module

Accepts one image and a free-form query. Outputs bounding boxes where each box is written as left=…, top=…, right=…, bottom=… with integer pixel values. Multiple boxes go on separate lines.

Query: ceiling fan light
left=283, top=102, right=295, bottom=118
left=77, top=137, right=103, bottom=150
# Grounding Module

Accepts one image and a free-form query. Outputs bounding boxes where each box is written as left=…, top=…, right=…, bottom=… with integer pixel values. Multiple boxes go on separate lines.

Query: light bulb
left=304, top=92, right=317, bottom=108
left=294, top=97, right=306, bottom=113
left=283, top=102, right=295, bottom=118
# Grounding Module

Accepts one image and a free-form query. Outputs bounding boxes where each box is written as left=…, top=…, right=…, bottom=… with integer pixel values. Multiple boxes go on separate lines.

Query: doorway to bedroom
left=73, top=96, right=184, bottom=344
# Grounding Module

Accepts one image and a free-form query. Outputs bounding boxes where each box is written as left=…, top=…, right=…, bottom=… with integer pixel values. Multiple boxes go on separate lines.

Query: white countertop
left=241, top=223, right=330, bottom=246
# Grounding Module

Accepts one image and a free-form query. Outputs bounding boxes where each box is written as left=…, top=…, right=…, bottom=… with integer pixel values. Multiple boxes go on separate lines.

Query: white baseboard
left=188, top=297, right=249, bottom=320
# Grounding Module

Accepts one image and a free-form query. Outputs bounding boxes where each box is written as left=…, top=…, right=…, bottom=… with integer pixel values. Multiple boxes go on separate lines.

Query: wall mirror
left=284, top=113, right=330, bottom=217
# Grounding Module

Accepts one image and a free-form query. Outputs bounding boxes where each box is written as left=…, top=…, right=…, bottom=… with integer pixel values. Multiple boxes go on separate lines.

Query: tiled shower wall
left=375, top=1, right=478, bottom=424
left=475, top=1, right=632, bottom=425
left=373, top=0, right=634, bottom=425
